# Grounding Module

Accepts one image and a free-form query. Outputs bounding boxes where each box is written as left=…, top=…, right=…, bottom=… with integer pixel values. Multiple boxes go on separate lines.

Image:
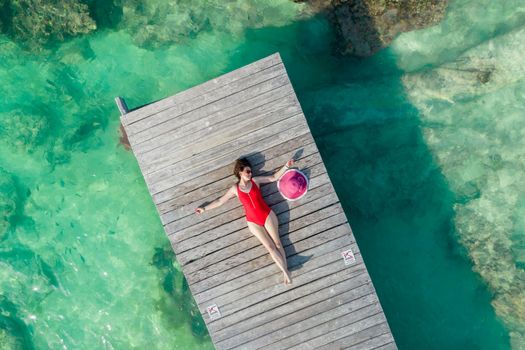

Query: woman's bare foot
left=283, top=271, right=292, bottom=286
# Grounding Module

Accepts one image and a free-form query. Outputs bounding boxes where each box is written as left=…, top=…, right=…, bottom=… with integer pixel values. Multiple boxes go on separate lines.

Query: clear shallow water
left=0, top=0, right=522, bottom=349
left=392, top=1, right=525, bottom=347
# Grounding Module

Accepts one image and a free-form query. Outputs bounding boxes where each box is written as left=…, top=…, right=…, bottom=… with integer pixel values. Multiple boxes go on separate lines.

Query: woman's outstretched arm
left=253, top=159, right=295, bottom=185
left=195, top=185, right=236, bottom=214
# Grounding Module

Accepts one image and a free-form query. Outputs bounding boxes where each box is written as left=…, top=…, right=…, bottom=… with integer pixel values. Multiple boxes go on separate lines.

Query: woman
left=195, top=157, right=295, bottom=286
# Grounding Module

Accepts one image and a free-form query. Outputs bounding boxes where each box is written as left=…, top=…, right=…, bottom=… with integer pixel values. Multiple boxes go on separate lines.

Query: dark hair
left=233, top=158, right=252, bottom=181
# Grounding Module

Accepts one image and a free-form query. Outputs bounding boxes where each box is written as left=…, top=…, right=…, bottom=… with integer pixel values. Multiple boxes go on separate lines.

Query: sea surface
left=1, top=0, right=524, bottom=349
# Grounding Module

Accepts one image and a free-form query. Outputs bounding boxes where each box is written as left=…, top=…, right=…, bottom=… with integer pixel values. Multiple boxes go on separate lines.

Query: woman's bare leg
left=247, top=221, right=291, bottom=285
left=264, top=211, right=292, bottom=285
left=264, top=211, right=287, bottom=267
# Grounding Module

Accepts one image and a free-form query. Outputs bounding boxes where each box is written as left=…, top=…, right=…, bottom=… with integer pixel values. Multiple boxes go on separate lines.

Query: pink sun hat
left=277, top=169, right=309, bottom=201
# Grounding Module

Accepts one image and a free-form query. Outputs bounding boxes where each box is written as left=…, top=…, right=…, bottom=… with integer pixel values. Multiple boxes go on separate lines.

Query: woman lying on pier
left=195, top=158, right=294, bottom=286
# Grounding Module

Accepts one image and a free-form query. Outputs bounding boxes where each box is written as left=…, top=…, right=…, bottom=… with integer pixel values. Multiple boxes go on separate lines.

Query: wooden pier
left=117, top=52, right=397, bottom=350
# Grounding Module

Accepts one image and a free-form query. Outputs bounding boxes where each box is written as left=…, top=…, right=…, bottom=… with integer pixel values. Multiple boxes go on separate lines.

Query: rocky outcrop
left=303, top=0, right=448, bottom=56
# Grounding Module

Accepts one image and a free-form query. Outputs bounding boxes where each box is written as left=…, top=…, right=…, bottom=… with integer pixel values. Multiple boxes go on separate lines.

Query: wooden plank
left=168, top=156, right=328, bottom=249
left=166, top=164, right=333, bottom=237
left=122, top=53, right=282, bottom=125
left=149, top=124, right=311, bottom=195
left=139, top=108, right=305, bottom=179
left=167, top=174, right=331, bottom=253
left=188, top=215, right=353, bottom=295
left=167, top=169, right=331, bottom=241
left=194, top=241, right=361, bottom=322
left=139, top=99, right=301, bottom=177
left=167, top=160, right=329, bottom=238
left=130, top=69, right=290, bottom=149
left=194, top=232, right=354, bottom=304
left=182, top=210, right=349, bottom=277
left=202, top=248, right=363, bottom=329
left=146, top=117, right=310, bottom=195
left=157, top=137, right=322, bottom=216
left=185, top=216, right=353, bottom=284
left=219, top=291, right=378, bottom=349
left=210, top=268, right=371, bottom=341
left=157, top=140, right=319, bottom=220
left=174, top=196, right=342, bottom=266
left=357, top=341, right=397, bottom=350
left=153, top=132, right=315, bottom=205
left=133, top=80, right=294, bottom=155
left=345, top=333, right=397, bottom=350
left=126, top=62, right=286, bottom=136
left=256, top=302, right=383, bottom=350
left=196, top=239, right=361, bottom=321
left=198, top=245, right=361, bottom=317
left=315, top=323, right=394, bottom=350
left=176, top=180, right=336, bottom=273
left=139, top=95, right=301, bottom=175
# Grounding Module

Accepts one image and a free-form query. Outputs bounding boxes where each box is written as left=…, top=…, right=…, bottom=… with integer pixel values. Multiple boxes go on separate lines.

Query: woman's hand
left=195, top=207, right=205, bottom=214
left=286, top=159, right=295, bottom=168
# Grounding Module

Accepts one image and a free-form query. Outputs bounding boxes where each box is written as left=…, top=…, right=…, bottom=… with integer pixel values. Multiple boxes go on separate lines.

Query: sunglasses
left=243, top=169, right=252, bottom=174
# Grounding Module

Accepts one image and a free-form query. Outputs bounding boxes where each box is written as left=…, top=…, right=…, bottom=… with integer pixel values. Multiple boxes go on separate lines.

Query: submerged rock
left=403, top=23, right=525, bottom=347
left=0, top=329, right=23, bottom=350
left=300, top=0, right=448, bottom=56
left=0, top=296, right=35, bottom=349
left=0, top=110, right=49, bottom=154
left=0, top=168, right=17, bottom=240
left=1, top=0, right=96, bottom=48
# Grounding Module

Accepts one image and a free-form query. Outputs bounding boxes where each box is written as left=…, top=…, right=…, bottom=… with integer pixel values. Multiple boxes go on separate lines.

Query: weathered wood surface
left=119, top=52, right=396, bottom=350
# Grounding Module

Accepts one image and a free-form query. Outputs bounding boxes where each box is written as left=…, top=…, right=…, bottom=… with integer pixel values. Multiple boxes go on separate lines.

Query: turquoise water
left=0, top=0, right=523, bottom=348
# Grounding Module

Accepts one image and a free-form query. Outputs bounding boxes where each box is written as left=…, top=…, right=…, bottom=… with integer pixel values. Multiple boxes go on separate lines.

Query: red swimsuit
left=237, top=178, right=272, bottom=226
